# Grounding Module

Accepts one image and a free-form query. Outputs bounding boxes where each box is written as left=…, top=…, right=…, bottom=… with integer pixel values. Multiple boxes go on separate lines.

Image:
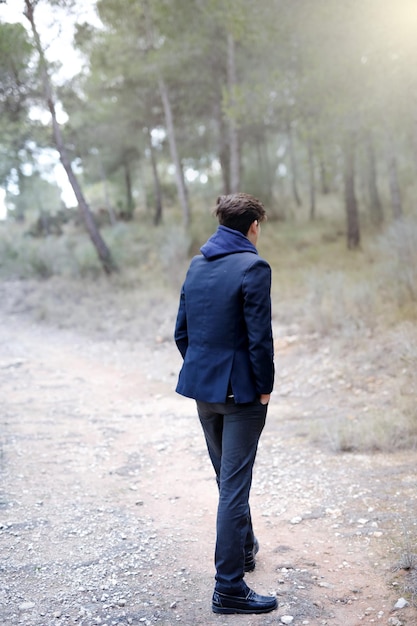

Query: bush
left=376, top=216, right=417, bottom=305
left=303, top=270, right=376, bottom=337
left=318, top=408, right=417, bottom=454
left=0, top=225, right=73, bottom=278
left=0, top=218, right=192, bottom=285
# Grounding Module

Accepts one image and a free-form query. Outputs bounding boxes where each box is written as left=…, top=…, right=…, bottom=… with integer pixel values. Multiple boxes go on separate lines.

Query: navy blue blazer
left=174, top=226, right=274, bottom=404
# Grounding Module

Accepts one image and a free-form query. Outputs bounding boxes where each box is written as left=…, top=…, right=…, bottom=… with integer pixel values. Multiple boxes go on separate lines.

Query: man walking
left=174, top=193, right=277, bottom=615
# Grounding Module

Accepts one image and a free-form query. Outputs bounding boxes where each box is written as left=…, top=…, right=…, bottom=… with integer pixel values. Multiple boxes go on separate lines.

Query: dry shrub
left=320, top=409, right=417, bottom=454
left=376, top=216, right=417, bottom=306
left=0, top=223, right=104, bottom=279
left=397, top=323, right=417, bottom=426
left=391, top=521, right=417, bottom=608
left=157, top=225, right=191, bottom=290
left=312, top=323, right=417, bottom=454
left=303, top=270, right=376, bottom=337
left=0, top=218, right=193, bottom=285
left=407, top=568, right=417, bottom=607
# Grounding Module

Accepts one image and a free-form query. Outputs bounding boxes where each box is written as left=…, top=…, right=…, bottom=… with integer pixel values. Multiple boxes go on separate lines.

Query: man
left=174, top=193, right=277, bottom=615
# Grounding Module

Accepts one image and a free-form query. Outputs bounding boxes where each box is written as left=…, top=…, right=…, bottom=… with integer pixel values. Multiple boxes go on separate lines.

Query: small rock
left=394, top=597, right=409, bottom=609
left=290, top=516, right=302, bottom=525
left=281, top=616, right=294, bottom=625
left=388, top=617, right=403, bottom=626
left=170, top=601, right=177, bottom=609
left=19, top=602, right=35, bottom=611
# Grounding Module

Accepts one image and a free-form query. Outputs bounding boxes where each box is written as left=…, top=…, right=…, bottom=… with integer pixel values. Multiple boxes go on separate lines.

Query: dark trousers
left=196, top=398, right=267, bottom=594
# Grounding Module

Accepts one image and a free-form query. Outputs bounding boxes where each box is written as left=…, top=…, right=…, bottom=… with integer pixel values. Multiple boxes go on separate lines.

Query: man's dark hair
left=214, top=193, right=267, bottom=235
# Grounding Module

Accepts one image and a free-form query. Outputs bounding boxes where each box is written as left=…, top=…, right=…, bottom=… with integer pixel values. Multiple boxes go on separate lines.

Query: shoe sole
left=212, top=602, right=277, bottom=615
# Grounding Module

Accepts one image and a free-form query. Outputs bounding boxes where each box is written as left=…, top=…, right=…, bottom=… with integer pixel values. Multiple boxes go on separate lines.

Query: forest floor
left=0, top=277, right=416, bottom=626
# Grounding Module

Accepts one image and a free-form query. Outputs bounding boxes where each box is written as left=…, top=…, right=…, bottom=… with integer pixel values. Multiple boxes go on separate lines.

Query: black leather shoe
left=212, top=586, right=278, bottom=614
left=244, top=537, right=259, bottom=572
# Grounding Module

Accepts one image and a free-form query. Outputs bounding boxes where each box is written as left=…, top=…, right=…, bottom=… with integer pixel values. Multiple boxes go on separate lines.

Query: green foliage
left=7, top=174, right=64, bottom=221
left=0, top=21, right=33, bottom=118
left=0, top=21, right=39, bottom=193
left=0, top=223, right=71, bottom=278
left=3, top=0, right=417, bottom=272
left=0, top=213, right=191, bottom=284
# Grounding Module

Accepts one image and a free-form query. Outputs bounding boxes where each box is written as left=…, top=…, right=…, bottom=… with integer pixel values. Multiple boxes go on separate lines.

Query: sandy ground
left=0, top=279, right=416, bottom=626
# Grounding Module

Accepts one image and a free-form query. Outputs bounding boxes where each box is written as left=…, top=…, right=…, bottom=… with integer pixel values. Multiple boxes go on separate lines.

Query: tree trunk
left=317, top=141, right=330, bottom=194
left=23, top=0, right=116, bottom=275
left=227, top=33, right=240, bottom=193
left=143, top=1, right=189, bottom=225
left=286, top=117, right=302, bottom=207
left=307, top=135, right=316, bottom=220
left=146, top=127, right=163, bottom=226
left=255, top=134, right=273, bottom=205
left=158, top=77, right=190, bottom=228
left=15, top=166, right=26, bottom=222
left=123, top=158, right=134, bottom=220
left=343, top=134, right=360, bottom=249
left=215, top=101, right=230, bottom=194
left=99, top=159, right=116, bottom=226
left=386, top=132, right=403, bottom=220
left=365, top=132, right=383, bottom=226
left=413, top=97, right=417, bottom=174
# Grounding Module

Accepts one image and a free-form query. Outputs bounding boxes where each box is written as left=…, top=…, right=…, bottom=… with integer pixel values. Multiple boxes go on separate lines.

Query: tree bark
left=23, top=0, right=117, bottom=275
left=142, top=1, right=189, bottom=226
left=307, top=135, right=316, bottom=220
left=158, top=77, right=190, bottom=228
left=123, top=157, right=134, bottom=220
left=317, top=141, right=330, bottom=194
left=99, top=159, right=116, bottom=226
left=227, top=32, right=240, bottom=193
left=413, top=96, right=417, bottom=174
left=386, top=132, right=403, bottom=220
left=146, top=127, right=163, bottom=226
left=286, top=117, right=302, bottom=207
left=365, top=132, right=383, bottom=226
left=214, top=100, right=230, bottom=194
left=255, top=133, right=273, bottom=205
left=343, top=134, right=360, bottom=249
left=15, top=166, right=26, bottom=222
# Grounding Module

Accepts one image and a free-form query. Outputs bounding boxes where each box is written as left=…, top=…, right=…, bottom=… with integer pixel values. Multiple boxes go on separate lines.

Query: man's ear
left=246, top=220, right=259, bottom=245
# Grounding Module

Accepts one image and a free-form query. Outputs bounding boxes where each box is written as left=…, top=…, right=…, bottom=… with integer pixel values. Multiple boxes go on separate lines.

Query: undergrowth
left=390, top=521, right=417, bottom=608
left=1, top=208, right=416, bottom=453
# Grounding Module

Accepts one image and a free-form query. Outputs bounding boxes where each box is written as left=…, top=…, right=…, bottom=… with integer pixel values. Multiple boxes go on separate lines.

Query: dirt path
left=0, top=292, right=416, bottom=626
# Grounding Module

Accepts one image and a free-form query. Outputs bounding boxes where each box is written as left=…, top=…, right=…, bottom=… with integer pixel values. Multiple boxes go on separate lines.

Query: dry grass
left=375, top=216, right=417, bottom=305
left=390, top=521, right=417, bottom=608
left=321, top=408, right=417, bottom=454
left=1, top=209, right=416, bottom=455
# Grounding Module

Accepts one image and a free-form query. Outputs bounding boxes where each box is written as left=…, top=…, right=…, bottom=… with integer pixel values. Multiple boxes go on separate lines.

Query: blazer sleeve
left=174, top=287, right=188, bottom=359
left=242, top=260, right=274, bottom=394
